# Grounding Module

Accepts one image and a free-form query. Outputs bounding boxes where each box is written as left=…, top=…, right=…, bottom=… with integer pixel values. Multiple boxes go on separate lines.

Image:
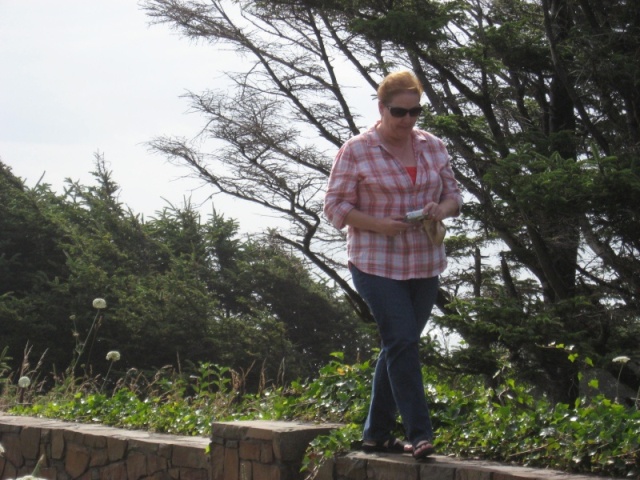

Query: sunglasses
left=386, top=105, right=422, bottom=118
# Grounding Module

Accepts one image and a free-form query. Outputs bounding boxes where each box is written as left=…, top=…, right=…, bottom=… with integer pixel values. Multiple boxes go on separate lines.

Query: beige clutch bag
left=422, top=219, right=446, bottom=246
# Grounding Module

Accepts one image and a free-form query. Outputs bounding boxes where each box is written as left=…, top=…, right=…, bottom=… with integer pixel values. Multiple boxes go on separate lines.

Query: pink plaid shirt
left=324, top=123, right=462, bottom=280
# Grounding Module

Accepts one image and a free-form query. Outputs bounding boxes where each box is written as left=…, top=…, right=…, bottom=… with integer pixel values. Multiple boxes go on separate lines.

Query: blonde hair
left=377, top=70, right=424, bottom=105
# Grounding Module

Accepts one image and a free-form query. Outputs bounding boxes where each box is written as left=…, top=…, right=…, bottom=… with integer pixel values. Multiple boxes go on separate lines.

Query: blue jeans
left=350, top=264, right=437, bottom=446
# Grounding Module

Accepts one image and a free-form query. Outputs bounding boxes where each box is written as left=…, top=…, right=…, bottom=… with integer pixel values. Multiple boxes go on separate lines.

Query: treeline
left=0, top=157, right=373, bottom=390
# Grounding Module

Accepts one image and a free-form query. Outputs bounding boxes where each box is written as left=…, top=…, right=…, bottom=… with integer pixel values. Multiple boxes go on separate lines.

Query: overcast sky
left=0, top=0, right=273, bottom=230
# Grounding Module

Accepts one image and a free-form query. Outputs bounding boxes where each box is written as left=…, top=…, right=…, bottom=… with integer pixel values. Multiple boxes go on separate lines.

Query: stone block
left=77, top=469, right=95, bottom=480
left=336, top=454, right=367, bottom=480
left=261, top=442, right=274, bottom=463
left=66, top=430, right=84, bottom=445
left=148, top=453, right=169, bottom=475
left=224, top=444, right=240, bottom=480
left=179, top=467, right=209, bottom=480
left=211, top=442, right=226, bottom=480
left=240, top=459, right=253, bottom=480
left=214, top=423, right=252, bottom=442
left=65, top=442, right=90, bottom=478
left=172, top=444, right=208, bottom=469
left=253, top=461, right=281, bottom=480
left=106, top=436, right=127, bottom=462
left=0, top=423, right=21, bottom=433
left=456, top=467, right=492, bottom=480
left=83, top=433, right=107, bottom=448
left=89, top=445, right=109, bottom=467
left=31, top=452, right=49, bottom=470
left=365, top=457, right=418, bottom=480
left=240, top=440, right=262, bottom=461
left=147, top=471, right=174, bottom=480
left=313, top=456, right=335, bottom=480
left=40, top=428, right=51, bottom=442
left=492, top=473, right=523, bottom=480
left=158, top=442, right=173, bottom=459
left=20, top=426, right=41, bottom=460
left=39, top=466, right=58, bottom=479
left=272, top=426, right=338, bottom=463
left=284, top=463, right=308, bottom=480
left=492, top=468, right=549, bottom=480
left=419, top=462, right=456, bottom=480
left=2, top=433, right=24, bottom=468
left=51, top=429, right=65, bottom=459
left=245, top=424, right=278, bottom=442
left=2, top=461, right=17, bottom=480
left=100, top=460, right=128, bottom=479
left=39, top=429, right=52, bottom=463
left=127, top=451, right=148, bottom=480
left=130, top=438, right=158, bottom=455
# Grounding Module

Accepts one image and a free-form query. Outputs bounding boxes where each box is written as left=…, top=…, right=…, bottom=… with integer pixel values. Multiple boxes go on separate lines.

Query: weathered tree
left=141, top=0, right=640, bottom=403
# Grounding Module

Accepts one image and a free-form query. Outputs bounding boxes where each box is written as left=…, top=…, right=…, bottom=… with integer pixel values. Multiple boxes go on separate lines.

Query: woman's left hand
left=422, top=199, right=459, bottom=222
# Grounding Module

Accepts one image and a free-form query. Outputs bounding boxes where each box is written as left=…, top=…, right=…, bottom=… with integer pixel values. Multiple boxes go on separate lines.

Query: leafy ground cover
left=2, top=353, right=639, bottom=478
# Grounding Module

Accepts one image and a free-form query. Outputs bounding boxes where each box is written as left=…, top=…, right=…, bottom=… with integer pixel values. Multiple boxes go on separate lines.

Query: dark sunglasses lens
left=389, top=106, right=422, bottom=117
left=389, top=107, right=408, bottom=117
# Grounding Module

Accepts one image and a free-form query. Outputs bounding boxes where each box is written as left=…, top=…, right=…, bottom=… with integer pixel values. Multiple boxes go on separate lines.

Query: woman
left=323, top=70, right=462, bottom=460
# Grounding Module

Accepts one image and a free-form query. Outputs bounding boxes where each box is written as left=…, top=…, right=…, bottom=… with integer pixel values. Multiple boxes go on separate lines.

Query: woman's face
left=378, top=91, right=422, bottom=134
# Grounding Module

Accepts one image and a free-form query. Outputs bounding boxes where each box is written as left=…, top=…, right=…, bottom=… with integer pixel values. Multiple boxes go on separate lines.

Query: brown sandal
left=412, top=440, right=435, bottom=460
left=362, top=436, right=411, bottom=454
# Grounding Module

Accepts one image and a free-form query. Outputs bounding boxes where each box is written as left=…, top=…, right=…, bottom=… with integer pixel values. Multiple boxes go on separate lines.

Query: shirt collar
left=366, top=121, right=424, bottom=148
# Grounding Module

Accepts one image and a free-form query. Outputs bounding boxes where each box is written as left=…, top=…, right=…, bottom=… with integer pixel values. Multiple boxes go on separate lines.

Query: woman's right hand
left=376, top=217, right=413, bottom=236
left=345, top=209, right=412, bottom=236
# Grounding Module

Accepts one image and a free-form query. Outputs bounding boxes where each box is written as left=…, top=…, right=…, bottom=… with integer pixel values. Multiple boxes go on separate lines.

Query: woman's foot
left=362, top=437, right=412, bottom=454
left=412, top=440, right=435, bottom=460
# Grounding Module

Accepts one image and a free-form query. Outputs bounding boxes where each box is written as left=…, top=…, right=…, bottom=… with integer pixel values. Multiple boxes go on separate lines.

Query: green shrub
left=5, top=352, right=640, bottom=478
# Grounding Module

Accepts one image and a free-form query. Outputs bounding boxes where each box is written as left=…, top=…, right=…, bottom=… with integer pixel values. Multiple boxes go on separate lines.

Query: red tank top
left=406, top=166, right=417, bottom=184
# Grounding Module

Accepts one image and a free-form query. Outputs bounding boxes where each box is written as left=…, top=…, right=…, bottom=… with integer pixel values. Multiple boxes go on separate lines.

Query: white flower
left=18, top=376, right=31, bottom=388
left=92, top=298, right=107, bottom=309
left=0, top=443, right=4, bottom=456
left=613, top=356, right=631, bottom=364
left=106, top=351, right=121, bottom=362
left=69, top=314, right=76, bottom=321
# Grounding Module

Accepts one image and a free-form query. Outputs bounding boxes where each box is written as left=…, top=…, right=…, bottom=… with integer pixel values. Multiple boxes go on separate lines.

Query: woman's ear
left=378, top=101, right=385, bottom=116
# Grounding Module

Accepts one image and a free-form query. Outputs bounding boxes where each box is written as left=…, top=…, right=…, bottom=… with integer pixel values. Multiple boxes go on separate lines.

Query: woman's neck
left=377, top=123, right=411, bottom=147
left=377, top=124, right=415, bottom=166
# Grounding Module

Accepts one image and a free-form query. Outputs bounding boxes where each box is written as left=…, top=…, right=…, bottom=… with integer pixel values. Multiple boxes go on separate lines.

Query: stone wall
left=0, top=415, right=209, bottom=479
left=210, top=420, right=340, bottom=480
left=209, top=421, right=603, bottom=480
left=1, top=415, right=610, bottom=480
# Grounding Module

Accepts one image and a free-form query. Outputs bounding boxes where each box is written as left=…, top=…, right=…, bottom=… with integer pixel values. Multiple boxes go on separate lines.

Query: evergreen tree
left=0, top=156, right=370, bottom=388
left=141, top=0, right=640, bottom=402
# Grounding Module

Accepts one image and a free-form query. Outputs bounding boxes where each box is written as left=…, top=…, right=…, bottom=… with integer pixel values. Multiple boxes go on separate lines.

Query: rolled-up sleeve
left=439, top=156, right=463, bottom=216
left=324, top=143, right=358, bottom=230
